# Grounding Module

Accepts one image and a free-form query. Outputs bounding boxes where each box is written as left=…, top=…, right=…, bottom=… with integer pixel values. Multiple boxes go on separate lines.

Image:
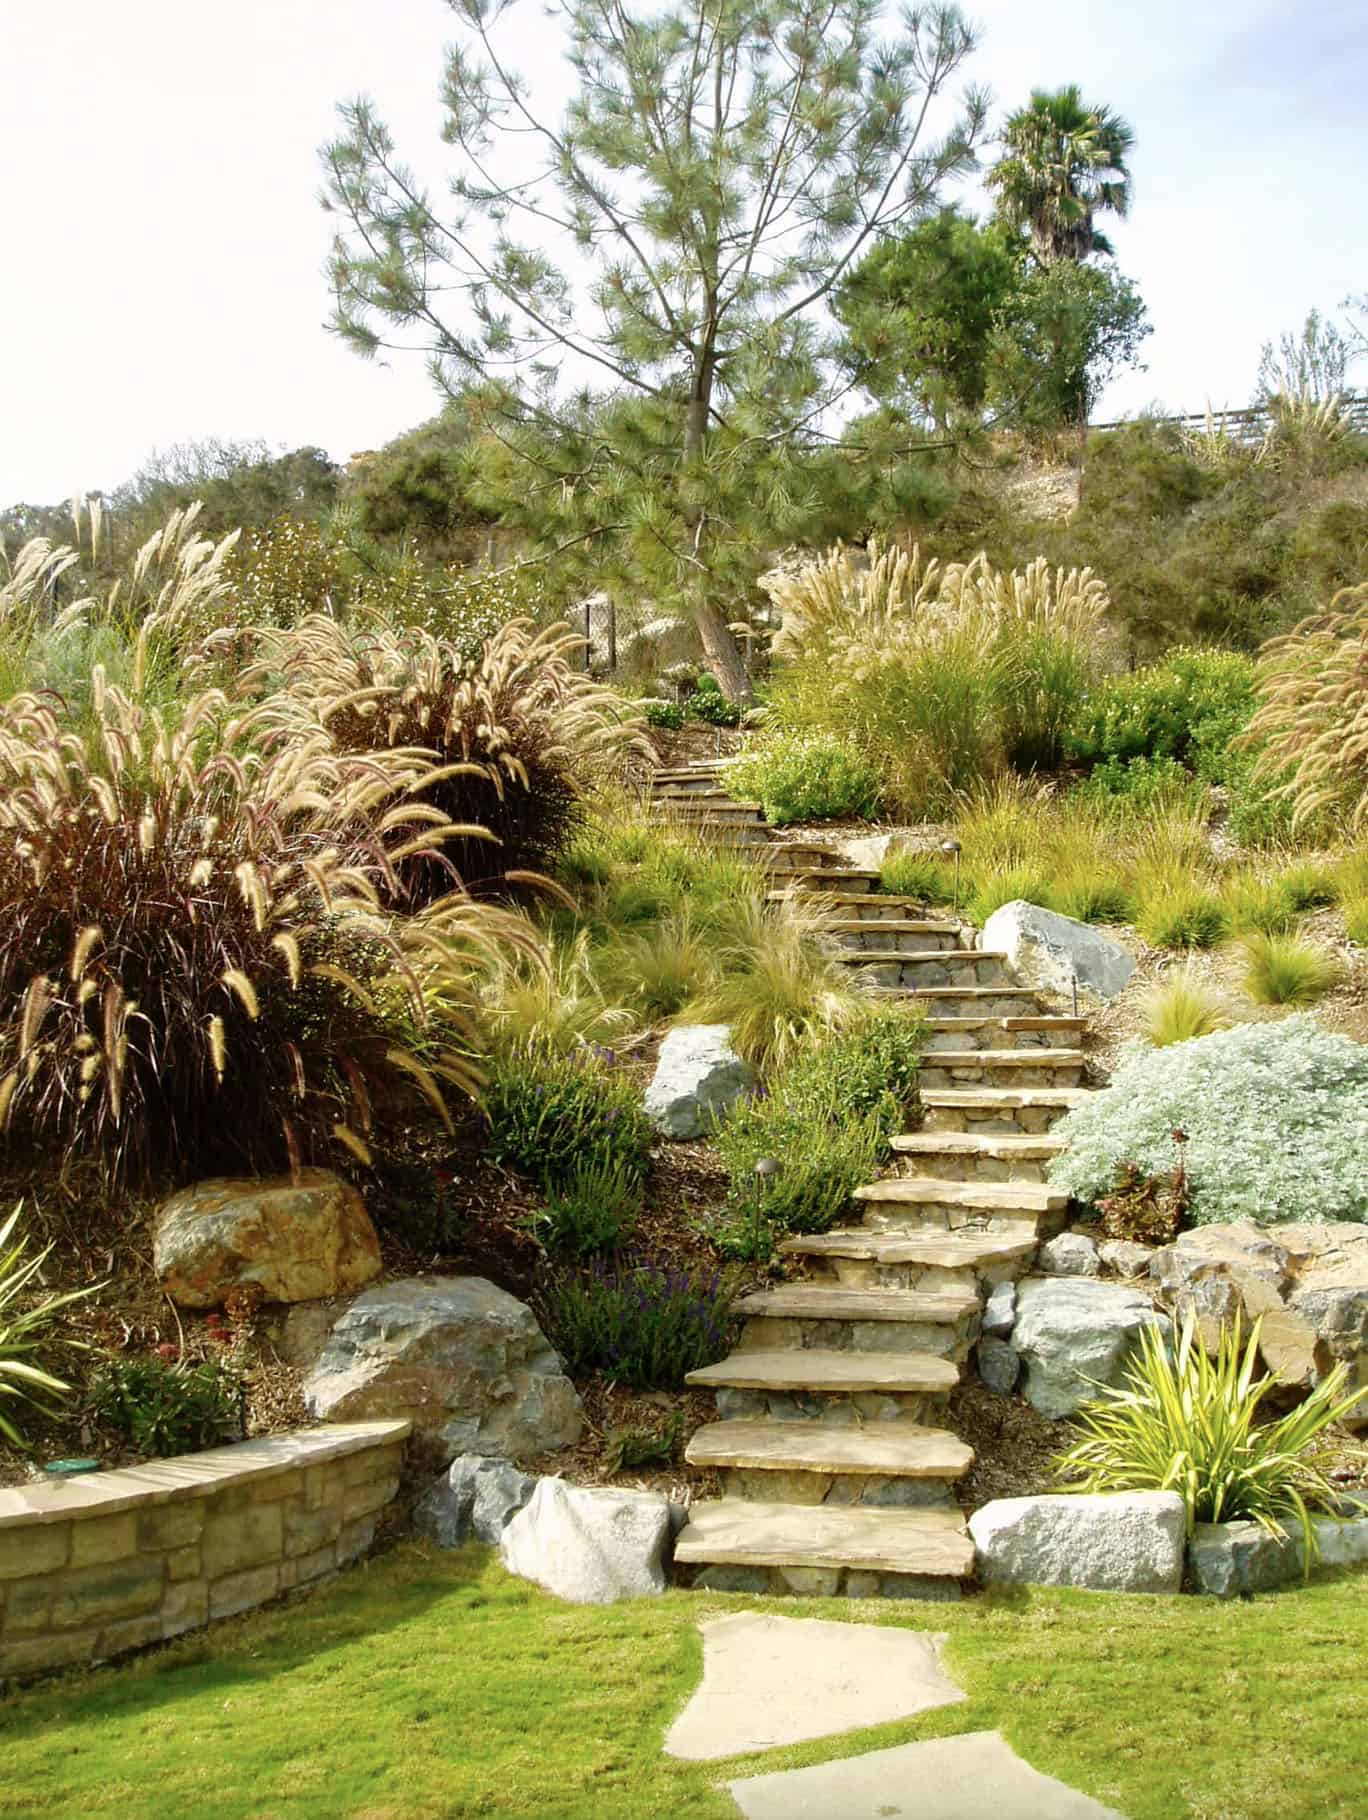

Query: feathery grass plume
left=685, top=894, right=857, bottom=1069
left=1246, top=582, right=1368, bottom=836
left=0, top=686, right=536, bottom=1182
left=0, top=1203, right=98, bottom=1445
left=1238, top=932, right=1345, bottom=1007
left=475, top=929, right=632, bottom=1057
left=762, top=540, right=943, bottom=662
left=1057, top=1310, right=1367, bottom=1559
left=1138, top=966, right=1232, bottom=1047
left=596, top=911, right=718, bottom=1021
left=231, top=615, right=647, bottom=899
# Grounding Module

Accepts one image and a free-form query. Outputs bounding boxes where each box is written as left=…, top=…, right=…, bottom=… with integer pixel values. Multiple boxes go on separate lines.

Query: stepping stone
left=734, top=1284, right=979, bottom=1324
left=687, top=1346, right=960, bottom=1395
left=854, top=1178, right=1069, bottom=1215
left=726, top=1729, right=1125, bottom=1819
left=664, top=1612, right=964, bottom=1761
left=685, top=1417, right=972, bottom=1478
left=675, top=1499, right=973, bottom=1577
left=778, top=1229, right=1037, bottom=1272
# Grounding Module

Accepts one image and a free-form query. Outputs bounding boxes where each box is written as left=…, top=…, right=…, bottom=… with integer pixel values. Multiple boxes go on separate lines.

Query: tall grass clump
left=1138, top=968, right=1232, bottom=1047
left=1220, top=868, right=1301, bottom=936
left=0, top=1204, right=96, bottom=1444
left=1238, top=933, right=1344, bottom=1007
left=0, top=688, right=522, bottom=1182
left=483, top=1046, right=652, bottom=1191
left=878, top=849, right=957, bottom=904
left=684, top=896, right=856, bottom=1068
left=1058, top=1311, right=1367, bottom=1558
left=596, top=912, right=718, bottom=1020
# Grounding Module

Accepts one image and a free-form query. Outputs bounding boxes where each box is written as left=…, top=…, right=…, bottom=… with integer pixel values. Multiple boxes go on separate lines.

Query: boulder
left=970, top=1492, right=1186, bottom=1594
left=303, top=1277, right=583, bottom=1462
left=645, top=1025, right=756, bottom=1139
left=979, top=901, right=1135, bottom=1002
left=500, top=1478, right=671, bottom=1604
left=414, top=1454, right=536, bottom=1548
left=982, top=1280, right=1017, bottom=1339
left=153, top=1170, right=382, bottom=1309
left=977, top=1337, right=1020, bottom=1395
left=1038, top=1231, right=1101, bottom=1278
left=1150, top=1223, right=1292, bottom=1304
left=1314, top=1516, right=1368, bottom=1569
left=1098, top=1240, right=1154, bottom=1278
left=1012, top=1277, right=1170, bottom=1419
left=1188, top=1521, right=1304, bottom=1597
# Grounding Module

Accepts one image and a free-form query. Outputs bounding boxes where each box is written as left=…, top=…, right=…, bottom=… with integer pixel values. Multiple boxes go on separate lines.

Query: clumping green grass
left=1138, top=966, right=1231, bottom=1047
left=6, top=1545, right=1368, bottom=1819
left=1239, top=932, right=1345, bottom=1007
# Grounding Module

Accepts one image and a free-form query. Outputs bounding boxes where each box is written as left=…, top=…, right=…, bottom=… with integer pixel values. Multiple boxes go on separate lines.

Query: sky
left=2, top=0, right=1365, bottom=506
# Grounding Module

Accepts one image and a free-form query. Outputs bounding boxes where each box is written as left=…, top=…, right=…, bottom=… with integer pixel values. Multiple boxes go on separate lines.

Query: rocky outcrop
left=980, top=901, right=1135, bottom=1002
left=303, top=1277, right=583, bottom=1463
left=154, top=1171, right=382, bottom=1310
left=414, top=1454, right=536, bottom=1548
left=645, top=1025, right=756, bottom=1139
left=499, top=1479, right=672, bottom=1604
left=970, top=1492, right=1186, bottom=1593
left=1038, top=1232, right=1101, bottom=1278
left=1011, top=1277, right=1170, bottom=1419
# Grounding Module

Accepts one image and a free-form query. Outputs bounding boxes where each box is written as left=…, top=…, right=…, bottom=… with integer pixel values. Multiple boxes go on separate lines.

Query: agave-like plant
left=0, top=683, right=540, bottom=1181
left=0, top=1204, right=97, bottom=1446
left=1057, top=1310, right=1368, bottom=1564
left=1246, top=582, right=1368, bottom=836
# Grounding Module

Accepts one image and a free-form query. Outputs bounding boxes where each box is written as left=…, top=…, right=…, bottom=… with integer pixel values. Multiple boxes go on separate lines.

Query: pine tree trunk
left=694, top=595, right=753, bottom=704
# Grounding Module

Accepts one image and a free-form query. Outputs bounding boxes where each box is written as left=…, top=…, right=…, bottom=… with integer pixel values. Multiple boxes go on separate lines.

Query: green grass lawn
left=3, top=1544, right=1365, bottom=1820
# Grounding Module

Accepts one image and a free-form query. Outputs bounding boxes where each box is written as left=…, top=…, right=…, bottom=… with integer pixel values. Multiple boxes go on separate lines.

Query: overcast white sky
left=2, top=0, right=1364, bottom=506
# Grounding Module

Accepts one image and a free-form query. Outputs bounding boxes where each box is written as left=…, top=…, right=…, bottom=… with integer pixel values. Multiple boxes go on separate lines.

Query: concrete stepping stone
left=725, top=1729, right=1125, bottom=1818
left=664, top=1612, right=964, bottom=1761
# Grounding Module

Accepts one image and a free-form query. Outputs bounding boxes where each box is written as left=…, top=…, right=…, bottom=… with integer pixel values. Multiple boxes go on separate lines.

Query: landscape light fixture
left=752, top=1156, right=780, bottom=1258
left=940, top=839, right=962, bottom=912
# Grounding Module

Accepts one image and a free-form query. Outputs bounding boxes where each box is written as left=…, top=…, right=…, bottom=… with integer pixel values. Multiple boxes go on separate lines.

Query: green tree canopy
left=321, top=0, right=987, bottom=697
left=985, top=84, right=1133, bottom=264
left=985, top=258, right=1150, bottom=440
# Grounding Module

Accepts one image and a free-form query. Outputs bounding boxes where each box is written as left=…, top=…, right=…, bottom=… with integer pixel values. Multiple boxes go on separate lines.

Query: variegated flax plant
left=0, top=683, right=541, bottom=1184
left=223, top=616, right=647, bottom=900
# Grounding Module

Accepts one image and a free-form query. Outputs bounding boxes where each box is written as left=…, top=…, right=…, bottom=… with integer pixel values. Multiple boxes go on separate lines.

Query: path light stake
left=753, top=1157, right=780, bottom=1258
left=940, top=839, right=961, bottom=915
left=1071, top=972, right=1079, bottom=1020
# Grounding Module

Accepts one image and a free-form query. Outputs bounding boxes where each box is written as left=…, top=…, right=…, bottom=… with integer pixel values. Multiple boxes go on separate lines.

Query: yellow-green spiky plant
left=1246, top=582, right=1368, bottom=836
left=226, top=615, right=647, bottom=900
left=0, top=684, right=540, bottom=1183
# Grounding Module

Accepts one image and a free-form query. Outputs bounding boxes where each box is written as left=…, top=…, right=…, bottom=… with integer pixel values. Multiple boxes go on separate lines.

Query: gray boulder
left=970, top=1492, right=1186, bottom=1593
left=980, top=901, right=1135, bottom=1002
left=977, top=1337, right=1021, bottom=1395
left=1188, top=1521, right=1304, bottom=1597
left=500, top=1478, right=672, bottom=1604
left=1314, top=1516, right=1368, bottom=1568
left=982, top=1280, right=1017, bottom=1338
left=1098, top=1240, right=1154, bottom=1278
left=645, top=1025, right=755, bottom=1139
left=303, top=1277, right=583, bottom=1463
left=1038, top=1231, right=1101, bottom=1278
left=414, top=1454, right=537, bottom=1548
left=1012, top=1277, right=1169, bottom=1419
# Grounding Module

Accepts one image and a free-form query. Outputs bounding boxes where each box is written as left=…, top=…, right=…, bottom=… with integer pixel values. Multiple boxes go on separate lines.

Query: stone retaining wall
left=0, top=1420, right=409, bottom=1683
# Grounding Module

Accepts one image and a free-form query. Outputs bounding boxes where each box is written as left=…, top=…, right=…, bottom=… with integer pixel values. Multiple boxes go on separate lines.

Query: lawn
left=3, top=1544, right=1365, bottom=1820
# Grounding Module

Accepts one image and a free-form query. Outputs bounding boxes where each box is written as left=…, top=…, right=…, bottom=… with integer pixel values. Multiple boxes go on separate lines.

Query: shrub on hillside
left=483, top=1046, right=652, bottom=1191
left=1048, top=1017, right=1368, bottom=1225
left=728, top=734, right=881, bottom=826
left=0, top=690, right=511, bottom=1183
left=91, top=1355, right=242, bottom=1458
left=235, top=616, right=645, bottom=898
left=1067, top=647, right=1258, bottom=770
left=535, top=1253, right=735, bottom=1388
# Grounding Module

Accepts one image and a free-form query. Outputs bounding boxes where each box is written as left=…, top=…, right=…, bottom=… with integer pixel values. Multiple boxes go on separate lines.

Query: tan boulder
left=154, top=1171, right=382, bottom=1310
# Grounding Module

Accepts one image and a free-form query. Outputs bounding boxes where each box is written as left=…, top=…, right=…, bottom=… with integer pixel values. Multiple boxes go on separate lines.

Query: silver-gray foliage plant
left=1048, top=1016, right=1368, bottom=1226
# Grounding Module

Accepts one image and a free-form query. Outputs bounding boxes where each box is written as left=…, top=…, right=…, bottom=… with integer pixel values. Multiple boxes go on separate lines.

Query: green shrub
left=91, top=1355, right=242, bottom=1458
left=1048, top=1016, right=1368, bottom=1224
left=1075, top=753, right=1194, bottom=809
left=484, top=1048, right=652, bottom=1190
left=1137, top=968, right=1231, bottom=1047
left=534, top=1254, right=735, bottom=1388
left=1067, top=647, right=1258, bottom=769
left=643, top=699, right=685, bottom=730
left=728, top=734, right=881, bottom=826
left=0, top=1205, right=95, bottom=1446
left=1238, top=933, right=1344, bottom=1007
left=526, top=1156, right=641, bottom=1257
left=878, top=850, right=958, bottom=903
left=1058, top=1312, right=1367, bottom=1555
left=684, top=686, right=741, bottom=727
left=1135, top=883, right=1228, bottom=950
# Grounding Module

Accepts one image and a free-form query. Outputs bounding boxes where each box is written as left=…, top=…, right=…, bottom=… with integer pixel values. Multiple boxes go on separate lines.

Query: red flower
left=155, top=1343, right=179, bottom=1361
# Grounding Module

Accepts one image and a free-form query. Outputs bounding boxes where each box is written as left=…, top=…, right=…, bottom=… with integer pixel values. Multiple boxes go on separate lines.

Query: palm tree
left=986, top=86, right=1134, bottom=263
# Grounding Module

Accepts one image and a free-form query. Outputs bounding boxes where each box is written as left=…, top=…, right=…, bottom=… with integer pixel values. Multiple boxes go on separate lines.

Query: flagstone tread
left=919, top=1048, right=1086, bottom=1069
left=921, top=1086, right=1092, bottom=1110
left=767, top=892, right=957, bottom=911
left=733, top=1285, right=979, bottom=1325
left=685, top=1417, right=973, bottom=1478
left=655, top=798, right=765, bottom=814
left=686, top=1346, right=961, bottom=1394
left=892, top=1131, right=1069, bottom=1160
left=675, top=1499, right=974, bottom=1576
left=854, top=1177, right=1070, bottom=1213
left=878, top=985, right=1042, bottom=1001
left=822, top=918, right=963, bottom=935
left=924, top=1016, right=1084, bottom=1034
left=832, top=949, right=1010, bottom=966
left=779, top=1229, right=1038, bottom=1269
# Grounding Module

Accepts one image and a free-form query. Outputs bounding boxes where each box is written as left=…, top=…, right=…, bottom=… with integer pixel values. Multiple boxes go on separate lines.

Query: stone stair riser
left=921, top=1103, right=1074, bottom=1136
left=721, top=1468, right=962, bottom=1508
left=715, top=1387, right=946, bottom=1425
left=838, top=956, right=1013, bottom=990
left=818, top=1256, right=1024, bottom=1297
left=922, top=1025, right=1080, bottom=1052
left=738, top=1313, right=975, bottom=1361
left=830, top=928, right=963, bottom=954
left=899, top=990, right=1046, bottom=1016
left=850, top=1204, right=1041, bottom=1239
left=890, top=1151, right=1052, bottom=1184
left=918, top=1060, right=1086, bottom=1090
left=690, top=1563, right=963, bottom=1600
left=821, top=899, right=963, bottom=926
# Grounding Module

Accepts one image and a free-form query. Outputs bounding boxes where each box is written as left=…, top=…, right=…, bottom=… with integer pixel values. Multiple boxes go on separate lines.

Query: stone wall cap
left=0, top=1420, right=411, bottom=1527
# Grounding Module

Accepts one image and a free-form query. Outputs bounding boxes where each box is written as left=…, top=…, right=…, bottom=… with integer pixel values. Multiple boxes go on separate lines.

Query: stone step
left=652, top=783, right=730, bottom=802
left=764, top=865, right=879, bottom=890
left=823, top=919, right=962, bottom=937
left=917, top=1049, right=1087, bottom=1090
left=832, top=949, right=1009, bottom=969
left=767, top=891, right=943, bottom=913
left=923, top=1016, right=1084, bottom=1050
left=891, top=1132, right=1069, bottom=1162
left=920, top=1085, right=1091, bottom=1135
left=779, top=1227, right=1038, bottom=1271
left=733, top=1285, right=979, bottom=1326
left=877, top=986, right=1042, bottom=1003
left=675, top=1499, right=974, bottom=1578
left=853, top=1177, right=1069, bottom=1217
left=653, top=797, right=765, bottom=818
left=686, top=1418, right=973, bottom=1480
left=687, top=1346, right=960, bottom=1396
left=653, top=763, right=725, bottom=782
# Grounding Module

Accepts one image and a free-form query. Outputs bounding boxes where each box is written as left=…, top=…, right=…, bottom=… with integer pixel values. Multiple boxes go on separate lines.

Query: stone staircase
left=654, top=758, right=1098, bottom=1597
